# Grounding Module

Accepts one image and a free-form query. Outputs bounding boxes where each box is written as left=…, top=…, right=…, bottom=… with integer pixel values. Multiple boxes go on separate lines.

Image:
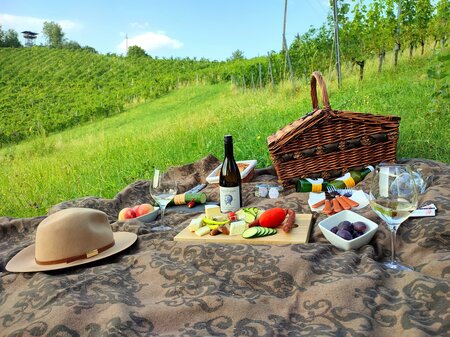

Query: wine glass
left=150, top=169, right=177, bottom=229
left=411, top=165, right=433, bottom=194
left=369, top=164, right=419, bottom=271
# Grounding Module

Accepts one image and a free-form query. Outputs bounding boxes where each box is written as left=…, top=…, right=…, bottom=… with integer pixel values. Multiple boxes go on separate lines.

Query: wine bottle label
left=306, top=178, right=324, bottom=192
left=220, top=186, right=241, bottom=212
left=334, top=173, right=356, bottom=188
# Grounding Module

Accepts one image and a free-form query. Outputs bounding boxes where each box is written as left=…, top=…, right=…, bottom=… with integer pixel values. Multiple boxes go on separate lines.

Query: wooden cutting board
left=173, top=214, right=313, bottom=244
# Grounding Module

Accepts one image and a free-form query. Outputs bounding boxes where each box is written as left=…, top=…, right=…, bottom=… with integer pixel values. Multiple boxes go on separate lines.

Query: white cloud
left=57, top=19, right=80, bottom=31
left=130, top=22, right=149, bottom=30
left=0, top=13, right=81, bottom=33
left=117, top=31, right=183, bottom=54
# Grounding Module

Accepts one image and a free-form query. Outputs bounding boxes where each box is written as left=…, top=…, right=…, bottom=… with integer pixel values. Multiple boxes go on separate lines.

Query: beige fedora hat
left=6, top=208, right=137, bottom=272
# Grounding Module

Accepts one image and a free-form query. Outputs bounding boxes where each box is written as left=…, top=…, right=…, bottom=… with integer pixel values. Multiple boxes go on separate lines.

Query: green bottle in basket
left=328, top=166, right=374, bottom=189
left=295, top=166, right=374, bottom=192
left=296, top=178, right=328, bottom=193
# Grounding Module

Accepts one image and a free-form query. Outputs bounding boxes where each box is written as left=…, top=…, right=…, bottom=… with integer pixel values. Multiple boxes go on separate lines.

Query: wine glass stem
left=160, top=206, right=166, bottom=222
left=390, top=227, right=397, bottom=265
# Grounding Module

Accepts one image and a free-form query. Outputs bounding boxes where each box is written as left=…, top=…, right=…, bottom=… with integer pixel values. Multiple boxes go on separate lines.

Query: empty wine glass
left=150, top=169, right=177, bottom=230
left=369, top=164, right=419, bottom=271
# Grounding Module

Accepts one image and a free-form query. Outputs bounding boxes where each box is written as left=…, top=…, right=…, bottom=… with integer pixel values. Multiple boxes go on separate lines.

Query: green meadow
left=0, top=49, right=448, bottom=218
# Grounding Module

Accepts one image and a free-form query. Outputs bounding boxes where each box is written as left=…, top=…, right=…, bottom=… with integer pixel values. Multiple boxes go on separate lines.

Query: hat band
left=35, top=240, right=115, bottom=265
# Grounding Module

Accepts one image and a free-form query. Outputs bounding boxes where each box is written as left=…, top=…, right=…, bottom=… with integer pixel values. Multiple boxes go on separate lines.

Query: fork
left=337, top=188, right=353, bottom=197
left=331, top=185, right=360, bottom=208
left=326, top=185, right=337, bottom=195
left=328, top=185, right=354, bottom=197
left=327, top=185, right=352, bottom=211
left=326, top=185, right=344, bottom=212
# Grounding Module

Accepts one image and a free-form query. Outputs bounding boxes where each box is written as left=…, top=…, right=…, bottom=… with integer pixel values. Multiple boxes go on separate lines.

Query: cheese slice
left=229, top=220, right=247, bottom=236
left=205, top=205, right=221, bottom=219
left=195, top=226, right=211, bottom=237
left=188, top=214, right=205, bottom=232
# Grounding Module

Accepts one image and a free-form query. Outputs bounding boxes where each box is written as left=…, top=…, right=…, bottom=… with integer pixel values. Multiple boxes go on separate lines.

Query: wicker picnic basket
left=267, top=71, right=401, bottom=188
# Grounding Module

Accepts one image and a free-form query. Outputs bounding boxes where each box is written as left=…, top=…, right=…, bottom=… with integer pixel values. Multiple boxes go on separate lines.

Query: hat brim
left=5, top=232, right=137, bottom=272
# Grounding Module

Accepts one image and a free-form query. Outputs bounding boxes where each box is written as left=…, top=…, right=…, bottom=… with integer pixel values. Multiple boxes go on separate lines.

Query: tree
left=385, top=0, right=401, bottom=65
left=340, top=0, right=369, bottom=80
left=400, top=0, right=418, bottom=59
left=0, top=25, right=4, bottom=45
left=430, top=0, right=449, bottom=48
left=229, top=49, right=245, bottom=61
left=127, top=45, right=147, bottom=58
left=416, top=0, right=433, bottom=54
left=366, top=0, right=388, bottom=72
left=63, top=40, right=81, bottom=50
left=0, top=26, right=22, bottom=48
left=42, top=21, right=64, bottom=47
left=82, top=46, right=98, bottom=54
left=290, top=25, right=332, bottom=79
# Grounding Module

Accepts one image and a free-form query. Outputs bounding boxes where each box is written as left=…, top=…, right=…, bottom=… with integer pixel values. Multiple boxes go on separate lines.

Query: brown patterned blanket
left=0, top=155, right=448, bottom=337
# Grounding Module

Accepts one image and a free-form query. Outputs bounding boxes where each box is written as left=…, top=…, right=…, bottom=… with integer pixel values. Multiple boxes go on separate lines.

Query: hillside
left=0, top=47, right=288, bottom=146
left=0, top=47, right=218, bottom=145
left=0, top=47, right=448, bottom=218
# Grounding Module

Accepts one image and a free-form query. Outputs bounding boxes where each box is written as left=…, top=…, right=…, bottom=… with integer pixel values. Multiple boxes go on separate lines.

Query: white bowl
left=136, top=207, right=160, bottom=222
left=121, top=207, right=160, bottom=223
left=318, top=210, right=378, bottom=250
left=206, top=160, right=257, bottom=184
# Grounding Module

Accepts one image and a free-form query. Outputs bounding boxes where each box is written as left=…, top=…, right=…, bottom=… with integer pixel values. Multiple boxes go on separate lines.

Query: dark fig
left=330, top=226, right=338, bottom=234
left=353, top=221, right=368, bottom=233
left=338, top=221, right=353, bottom=232
left=353, top=232, right=363, bottom=238
left=336, top=229, right=353, bottom=240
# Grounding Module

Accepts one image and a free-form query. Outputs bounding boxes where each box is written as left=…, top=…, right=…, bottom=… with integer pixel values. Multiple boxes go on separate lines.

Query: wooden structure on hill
left=21, top=31, right=38, bottom=47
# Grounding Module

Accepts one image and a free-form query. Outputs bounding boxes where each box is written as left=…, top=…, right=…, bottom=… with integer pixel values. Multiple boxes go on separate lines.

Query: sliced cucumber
left=242, top=226, right=278, bottom=239
left=242, top=227, right=260, bottom=239
left=268, top=228, right=278, bottom=235
left=256, top=227, right=267, bottom=237
left=261, top=227, right=271, bottom=236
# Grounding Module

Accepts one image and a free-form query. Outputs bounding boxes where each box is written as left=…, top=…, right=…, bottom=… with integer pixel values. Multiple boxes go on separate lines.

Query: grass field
left=0, top=48, right=448, bottom=218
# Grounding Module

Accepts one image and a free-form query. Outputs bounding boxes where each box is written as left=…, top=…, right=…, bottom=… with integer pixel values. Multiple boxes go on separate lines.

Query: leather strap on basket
left=310, top=71, right=331, bottom=111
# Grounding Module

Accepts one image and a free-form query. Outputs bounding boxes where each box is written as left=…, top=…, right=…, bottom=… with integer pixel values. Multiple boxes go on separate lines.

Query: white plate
left=308, top=190, right=369, bottom=211
left=206, top=160, right=257, bottom=184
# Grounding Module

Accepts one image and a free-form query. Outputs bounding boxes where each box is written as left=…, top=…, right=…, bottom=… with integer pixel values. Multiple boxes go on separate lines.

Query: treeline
left=0, top=21, right=97, bottom=52
left=219, top=0, right=449, bottom=86
left=308, top=0, right=450, bottom=79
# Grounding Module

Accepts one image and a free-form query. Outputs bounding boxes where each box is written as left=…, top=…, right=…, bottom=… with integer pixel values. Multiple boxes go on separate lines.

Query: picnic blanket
left=0, top=155, right=448, bottom=337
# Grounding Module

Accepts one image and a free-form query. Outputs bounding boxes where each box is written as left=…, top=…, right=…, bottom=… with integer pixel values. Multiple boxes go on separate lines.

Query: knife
left=186, top=183, right=206, bottom=194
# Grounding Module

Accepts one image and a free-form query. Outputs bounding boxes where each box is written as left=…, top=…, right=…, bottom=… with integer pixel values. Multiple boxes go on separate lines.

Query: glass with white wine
left=369, top=164, right=419, bottom=271
left=150, top=169, right=177, bottom=230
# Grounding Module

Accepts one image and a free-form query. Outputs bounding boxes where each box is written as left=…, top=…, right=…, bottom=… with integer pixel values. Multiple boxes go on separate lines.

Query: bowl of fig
left=318, top=210, right=378, bottom=251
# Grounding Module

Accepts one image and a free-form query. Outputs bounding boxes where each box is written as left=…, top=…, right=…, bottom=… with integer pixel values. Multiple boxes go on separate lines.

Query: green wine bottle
left=296, top=178, right=328, bottom=193
left=328, top=166, right=374, bottom=189
left=168, top=192, right=207, bottom=206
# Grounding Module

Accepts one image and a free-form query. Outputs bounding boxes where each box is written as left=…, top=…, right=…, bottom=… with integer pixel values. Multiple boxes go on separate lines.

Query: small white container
left=318, top=210, right=378, bottom=250
left=206, top=160, right=257, bottom=184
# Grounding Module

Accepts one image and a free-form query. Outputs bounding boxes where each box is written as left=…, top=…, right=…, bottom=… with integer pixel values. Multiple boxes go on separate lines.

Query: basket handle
left=310, top=71, right=331, bottom=110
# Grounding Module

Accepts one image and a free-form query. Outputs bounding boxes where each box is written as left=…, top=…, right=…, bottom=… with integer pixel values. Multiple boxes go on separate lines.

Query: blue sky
left=0, top=0, right=330, bottom=61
